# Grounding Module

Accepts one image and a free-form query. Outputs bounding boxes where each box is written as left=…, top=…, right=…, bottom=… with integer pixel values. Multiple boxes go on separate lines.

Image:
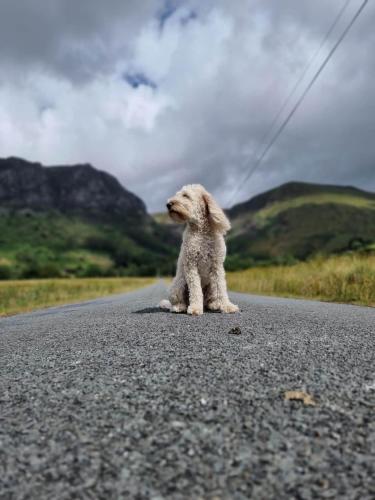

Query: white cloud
left=0, top=0, right=374, bottom=211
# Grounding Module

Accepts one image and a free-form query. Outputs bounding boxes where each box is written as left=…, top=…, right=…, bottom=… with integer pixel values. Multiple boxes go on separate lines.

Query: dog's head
left=166, top=184, right=231, bottom=234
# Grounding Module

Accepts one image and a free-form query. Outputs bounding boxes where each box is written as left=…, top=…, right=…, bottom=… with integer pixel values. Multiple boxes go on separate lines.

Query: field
left=227, top=253, right=375, bottom=307
left=0, top=277, right=155, bottom=317
left=1, top=253, right=374, bottom=317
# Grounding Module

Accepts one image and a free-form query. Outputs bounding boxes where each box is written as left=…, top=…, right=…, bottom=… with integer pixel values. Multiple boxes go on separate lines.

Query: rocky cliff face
left=0, top=157, right=146, bottom=219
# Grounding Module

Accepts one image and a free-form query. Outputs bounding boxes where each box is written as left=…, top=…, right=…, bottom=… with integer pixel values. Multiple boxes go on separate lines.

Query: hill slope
left=226, top=181, right=375, bottom=268
left=0, top=157, right=177, bottom=278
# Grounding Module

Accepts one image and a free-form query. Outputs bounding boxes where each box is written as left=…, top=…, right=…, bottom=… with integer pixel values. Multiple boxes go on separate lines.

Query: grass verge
left=227, top=254, right=375, bottom=307
left=0, top=277, right=156, bottom=317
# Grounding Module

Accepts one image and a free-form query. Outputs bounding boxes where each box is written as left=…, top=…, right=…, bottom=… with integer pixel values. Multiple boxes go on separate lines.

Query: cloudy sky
left=0, top=0, right=374, bottom=211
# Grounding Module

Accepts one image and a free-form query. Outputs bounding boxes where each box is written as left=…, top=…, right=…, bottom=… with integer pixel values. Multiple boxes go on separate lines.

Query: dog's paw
left=206, top=301, right=221, bottom=311
left=221, top=302, right=239, bottom=313
left=187, top=304, right=203, bottom=316
left=159, top=299, right=171, bottom=310
left=171, top=303, right=187, bottom=313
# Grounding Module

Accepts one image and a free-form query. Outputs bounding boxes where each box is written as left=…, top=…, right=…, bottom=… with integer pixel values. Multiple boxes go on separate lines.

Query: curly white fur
left=159, top=184, right=239, bottom=316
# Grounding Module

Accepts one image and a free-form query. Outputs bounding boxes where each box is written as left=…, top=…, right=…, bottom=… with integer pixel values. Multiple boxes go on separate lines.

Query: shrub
left=0, top=265, right=13, bottom=280
left=22, top=262, right=62, bottom=279
left=85, top=236, right=117, bottom=254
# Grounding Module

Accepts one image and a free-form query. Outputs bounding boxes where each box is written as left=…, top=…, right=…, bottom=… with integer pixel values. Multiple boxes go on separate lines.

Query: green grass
left=227, top=254, right=375, bottom=307
left=0, top=277, right=156, bottom=317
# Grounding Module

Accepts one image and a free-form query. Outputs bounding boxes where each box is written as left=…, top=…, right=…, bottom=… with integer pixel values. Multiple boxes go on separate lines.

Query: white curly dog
left=159, top=184, right=239, bottom=316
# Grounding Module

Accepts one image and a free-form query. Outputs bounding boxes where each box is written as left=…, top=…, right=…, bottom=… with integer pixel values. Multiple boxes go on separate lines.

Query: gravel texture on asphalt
left=0, top=282, right=374, bottom=500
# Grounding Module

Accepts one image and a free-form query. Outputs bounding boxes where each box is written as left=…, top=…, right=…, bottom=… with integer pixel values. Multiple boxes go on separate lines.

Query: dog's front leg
left=169, top=276, right=187, bottom=314
left=185, top=266, right=203, bottom=316
left=207, top=265, right=239, bottom=313
left=169, top=251, right=188, bottom=313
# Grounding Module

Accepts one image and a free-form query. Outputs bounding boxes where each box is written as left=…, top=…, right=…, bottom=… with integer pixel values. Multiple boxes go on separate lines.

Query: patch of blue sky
left=38, top=103, right=55, bottom=115
left=180, top=10, right=197, bottom=26
left=123, top=72, right=157, bottom=90
left=158, top=0, right=179, bottom=30
left=157, top=1, right=197, bottom=30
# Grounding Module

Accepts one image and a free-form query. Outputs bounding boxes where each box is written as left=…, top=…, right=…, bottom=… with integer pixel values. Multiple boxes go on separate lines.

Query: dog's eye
left=182, top=193, right=190, bottom=199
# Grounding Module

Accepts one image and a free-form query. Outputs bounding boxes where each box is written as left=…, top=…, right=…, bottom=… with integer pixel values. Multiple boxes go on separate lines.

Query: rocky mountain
left=0, top=157, right=177, bottom=279
left=0, top=157, right=146, bottom=220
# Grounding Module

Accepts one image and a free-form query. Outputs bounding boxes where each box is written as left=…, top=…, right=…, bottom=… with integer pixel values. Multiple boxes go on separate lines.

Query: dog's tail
left=159, top=299, right=171, bottom=310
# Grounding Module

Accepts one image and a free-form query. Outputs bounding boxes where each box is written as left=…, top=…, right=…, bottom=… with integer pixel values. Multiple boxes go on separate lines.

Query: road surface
left=1, top=283, right=374, bottom=499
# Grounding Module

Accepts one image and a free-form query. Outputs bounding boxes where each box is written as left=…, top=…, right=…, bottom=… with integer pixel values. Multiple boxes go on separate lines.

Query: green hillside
left=0, top=157, right=178, bottom=279
left=0, top=211, right=177, bottom=279
left=226, top=182, right=375, bottom=269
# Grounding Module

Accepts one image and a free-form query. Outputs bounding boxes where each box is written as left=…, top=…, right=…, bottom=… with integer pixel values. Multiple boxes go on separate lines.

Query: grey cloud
left=0, top=0, right=158, bottom=81
left=0, top=0, right=374, bottom=211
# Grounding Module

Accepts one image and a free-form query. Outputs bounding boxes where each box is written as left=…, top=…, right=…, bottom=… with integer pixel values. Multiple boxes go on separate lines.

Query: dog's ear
left=202, top=191, right=231, bottom=234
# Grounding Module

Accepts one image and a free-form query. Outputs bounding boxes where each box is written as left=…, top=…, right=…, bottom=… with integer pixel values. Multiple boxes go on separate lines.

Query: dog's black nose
left=166, top=202, right=172, bottom=210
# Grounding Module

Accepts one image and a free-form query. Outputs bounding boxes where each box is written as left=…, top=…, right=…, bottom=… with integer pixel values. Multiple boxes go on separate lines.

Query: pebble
left=228, top=326, right=242, bottom=335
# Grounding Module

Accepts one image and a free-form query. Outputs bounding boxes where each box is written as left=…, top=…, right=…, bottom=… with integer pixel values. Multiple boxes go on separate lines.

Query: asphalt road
left=0, top=282, right=374, bottom=500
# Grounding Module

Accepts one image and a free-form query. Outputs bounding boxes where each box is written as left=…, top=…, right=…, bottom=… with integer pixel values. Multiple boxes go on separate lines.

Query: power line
left=233, top=0, right=352, bottom=193
left=228, top=0, right=368, bottom=207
